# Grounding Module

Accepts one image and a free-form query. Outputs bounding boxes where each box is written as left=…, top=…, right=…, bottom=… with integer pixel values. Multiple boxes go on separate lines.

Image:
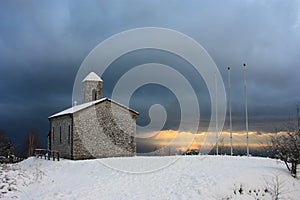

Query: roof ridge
left=48, top=97, right=138, bottom=119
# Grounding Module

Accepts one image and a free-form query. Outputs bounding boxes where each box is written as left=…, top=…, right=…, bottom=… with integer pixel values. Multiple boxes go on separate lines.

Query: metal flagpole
left=215, top=72, right=219, bottom=155
left=228, top=67, right=233, bottom=156
left=297, top=104, right=299, bottom=131
left=243, top=63, right=249, bottom=156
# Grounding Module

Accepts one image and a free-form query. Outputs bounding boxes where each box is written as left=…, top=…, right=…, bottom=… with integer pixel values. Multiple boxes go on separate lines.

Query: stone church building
left=48, top=72, right=138, bottom=160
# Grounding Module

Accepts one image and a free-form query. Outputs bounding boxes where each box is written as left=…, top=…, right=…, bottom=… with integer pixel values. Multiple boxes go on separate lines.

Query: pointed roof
left=48, top=98, right=139, bottom=119
left=82, top=72, right=103, bottom=82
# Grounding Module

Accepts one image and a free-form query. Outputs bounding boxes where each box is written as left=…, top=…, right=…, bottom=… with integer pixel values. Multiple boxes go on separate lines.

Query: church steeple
left=82, top=72, right=102, bottom=103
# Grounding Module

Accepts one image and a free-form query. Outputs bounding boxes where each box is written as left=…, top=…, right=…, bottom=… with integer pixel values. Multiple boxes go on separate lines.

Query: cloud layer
left=1, top=0, right=300, bottom=151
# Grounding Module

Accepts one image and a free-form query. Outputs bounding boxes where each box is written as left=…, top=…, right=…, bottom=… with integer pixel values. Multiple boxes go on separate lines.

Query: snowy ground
left=1, top=155, right=299, bottom=199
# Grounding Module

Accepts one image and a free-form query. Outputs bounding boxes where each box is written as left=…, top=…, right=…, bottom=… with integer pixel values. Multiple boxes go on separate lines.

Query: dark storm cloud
left=1, top=0, right=300, bottom=152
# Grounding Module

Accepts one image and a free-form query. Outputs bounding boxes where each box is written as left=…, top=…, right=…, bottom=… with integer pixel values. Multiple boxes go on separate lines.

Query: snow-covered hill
left=1, top=156, right=299, bottom=199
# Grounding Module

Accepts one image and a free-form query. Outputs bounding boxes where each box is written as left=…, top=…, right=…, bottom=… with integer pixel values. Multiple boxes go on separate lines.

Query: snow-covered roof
left=49, top=98, right=138, bottom=119
left=82, top=72, right=103, bottom=82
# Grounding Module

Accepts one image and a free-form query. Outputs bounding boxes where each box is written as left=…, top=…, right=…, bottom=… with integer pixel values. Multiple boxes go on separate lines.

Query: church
left=48, top=72, right=139, bottom=160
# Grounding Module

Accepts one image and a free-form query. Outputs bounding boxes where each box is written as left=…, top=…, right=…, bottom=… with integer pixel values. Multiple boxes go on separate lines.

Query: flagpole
left=243, top=63, right=249, bottom=156
left=297, top=104, right=299, bottom=130
left=228, top=67, right=233, bottom=156
left=215, top=72, right=219, bottom=155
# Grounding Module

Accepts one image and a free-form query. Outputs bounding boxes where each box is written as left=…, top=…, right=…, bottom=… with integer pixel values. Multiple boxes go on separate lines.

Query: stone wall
left=72, top=100, right=137, bottom=160
left=50, top=115, right=72, bottom=159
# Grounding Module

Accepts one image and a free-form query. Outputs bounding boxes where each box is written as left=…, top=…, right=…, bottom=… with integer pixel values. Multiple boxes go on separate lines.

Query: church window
left=52, top=127, right=55, bottom=145
left=68, top=125, right=71, bottom=144
left=59, top=126, right=62, bottom=144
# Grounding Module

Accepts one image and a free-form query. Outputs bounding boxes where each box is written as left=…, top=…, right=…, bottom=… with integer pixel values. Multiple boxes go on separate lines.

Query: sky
left=1, top=0, right=300, bottom=154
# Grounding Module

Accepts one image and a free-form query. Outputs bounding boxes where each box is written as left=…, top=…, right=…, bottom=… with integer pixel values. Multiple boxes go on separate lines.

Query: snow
left=1, top=156, right=299, bottom=199
left=82, top=72, right=103, bottom=82
left=48, top=98, right=106, bottom=118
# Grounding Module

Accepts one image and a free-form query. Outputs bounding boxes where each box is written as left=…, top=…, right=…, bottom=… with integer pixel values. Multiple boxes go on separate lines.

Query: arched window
left=68, top=125, right=71, bottom=144
left=59, top=126, right=62, bottom=144
left=52, top=127, right=55, bottom=145
left=92, top=89, right=97, bottom=101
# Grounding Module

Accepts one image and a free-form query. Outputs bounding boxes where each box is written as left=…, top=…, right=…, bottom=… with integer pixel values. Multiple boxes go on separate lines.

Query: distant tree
left=271, top=122, right=300, bottom=178
left=218, top=137, right=230, bottom=155
left=208, top=137, right=230, bottom=155
left=0, top=130, right=15, bottom=158
left=24, top=129, right=40, bottom=157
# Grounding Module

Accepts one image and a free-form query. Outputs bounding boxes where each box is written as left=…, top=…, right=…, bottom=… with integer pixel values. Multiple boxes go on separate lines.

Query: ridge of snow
left=48, top=97, right=138, bottom=118
left=48, top=98, right=107, bottom=118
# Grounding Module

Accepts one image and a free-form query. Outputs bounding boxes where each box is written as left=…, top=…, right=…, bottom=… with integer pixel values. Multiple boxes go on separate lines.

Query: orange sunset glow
left=143, top=129, right=274, bottom=152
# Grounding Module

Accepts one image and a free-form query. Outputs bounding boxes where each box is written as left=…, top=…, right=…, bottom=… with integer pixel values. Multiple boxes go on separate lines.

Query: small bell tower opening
left=92, top=89, right=97, bottom=101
